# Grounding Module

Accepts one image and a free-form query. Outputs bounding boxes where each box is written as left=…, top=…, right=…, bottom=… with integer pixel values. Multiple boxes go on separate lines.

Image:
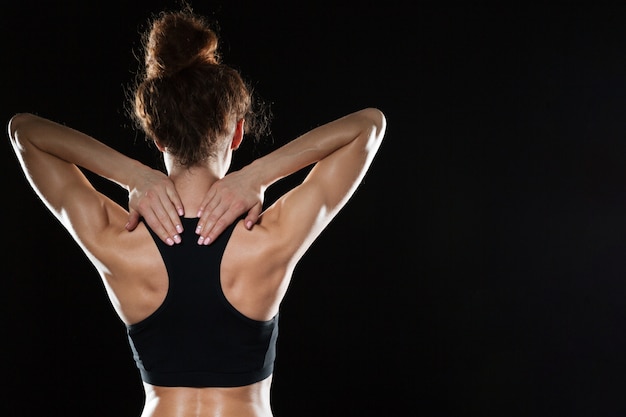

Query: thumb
left=244, top=203, right=263, bottom=229
left=126, top=210, right=140, bottom=231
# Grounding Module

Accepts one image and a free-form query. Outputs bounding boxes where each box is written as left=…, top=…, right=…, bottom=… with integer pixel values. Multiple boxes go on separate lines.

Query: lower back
left=140, top=377, right=273, bottom=417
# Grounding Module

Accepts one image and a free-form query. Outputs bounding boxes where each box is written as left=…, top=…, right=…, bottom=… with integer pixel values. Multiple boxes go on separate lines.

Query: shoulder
left=69, top=192, right=159, bottom=279
left=222, top=213, right=291, bottom=280
left=220, top=218, right=290, bottom=320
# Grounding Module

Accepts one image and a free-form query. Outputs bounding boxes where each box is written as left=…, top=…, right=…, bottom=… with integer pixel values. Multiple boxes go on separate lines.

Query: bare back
left=93, top=210, right=278, bottom=417
left=141, top=379, right=272, bottom=417
left=9, top=108, right=386, bottom=417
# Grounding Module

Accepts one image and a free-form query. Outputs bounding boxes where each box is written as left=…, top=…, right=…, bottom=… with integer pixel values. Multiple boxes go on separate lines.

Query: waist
left=142, top=375, right=273, bottom=417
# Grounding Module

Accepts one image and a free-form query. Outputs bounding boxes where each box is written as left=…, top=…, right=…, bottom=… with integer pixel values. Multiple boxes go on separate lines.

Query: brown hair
left=130, top=6, right=270, bottom=166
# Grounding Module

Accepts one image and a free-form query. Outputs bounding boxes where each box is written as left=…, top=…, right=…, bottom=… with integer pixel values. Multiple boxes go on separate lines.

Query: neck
left=165, top=155, right=228, bottom=218
left=161, top=147, right=233, bottom=217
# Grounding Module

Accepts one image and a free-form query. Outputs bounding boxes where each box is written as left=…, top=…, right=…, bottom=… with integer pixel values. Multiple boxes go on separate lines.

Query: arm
left=203, top=107, right=386, bottom=319
left=195, top=107, right=386, bottom=244
left=8, top=113, right=184, bottom=245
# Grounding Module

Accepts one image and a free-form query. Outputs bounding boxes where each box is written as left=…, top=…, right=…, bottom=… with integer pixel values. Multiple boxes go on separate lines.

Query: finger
left=165, top=185, right=185, bottom=218
left=140, top=208, right=177, bottom=246
left=148, top=197, right=182, bottom=244
left=158, top=189, right=184, bottom=236
left=196, top=187, right=218, bottom=218
left=244, top=203, right=262, bottom=229
left=126, top=210, right=140, bottom=231
left=195, top=195, right=222, bottom=235
left=137, top=188, right=181, bottom=240
left=196, top=203, right=230, bottom=245
left=136, top=189, right=180, bottom=244
left=200, top=216, right=232, bottom=246
left=200, top=199, right=249, bottom=245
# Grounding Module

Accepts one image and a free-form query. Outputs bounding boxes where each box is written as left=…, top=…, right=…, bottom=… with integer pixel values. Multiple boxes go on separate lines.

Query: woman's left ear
left=231, top=119, right=244, bottom=150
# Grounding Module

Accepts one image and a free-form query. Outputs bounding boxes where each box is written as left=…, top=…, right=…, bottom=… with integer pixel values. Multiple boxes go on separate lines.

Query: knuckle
left=205, top=213, right=219, bottom=223
left=214, top=218, right=228, bottom=229
left=232, top=201, right=245, bottom=211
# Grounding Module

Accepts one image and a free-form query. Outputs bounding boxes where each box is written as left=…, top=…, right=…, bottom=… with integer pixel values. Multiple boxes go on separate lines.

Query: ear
left=154, top=139, right=166, bottom=152
left=230, top=119, right=244, bottom=150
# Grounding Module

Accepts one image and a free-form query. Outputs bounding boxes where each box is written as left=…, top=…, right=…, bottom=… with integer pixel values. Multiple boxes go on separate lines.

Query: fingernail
left=246, top=220, right=253, bottom=229
left=176, top=224, right=183, bottom=233
left=173, top=234, right=181, bottom=244
left=203, top=237, right=211, bottom=245
left=166, top=237, right=174, bottom=246
left=178, top=208, right=184, bottom=216
left=197, top=236, right=204, bottom=245
left=196, top=210, right=203, bottom=217
left=195, top=225, right=202, bottom=234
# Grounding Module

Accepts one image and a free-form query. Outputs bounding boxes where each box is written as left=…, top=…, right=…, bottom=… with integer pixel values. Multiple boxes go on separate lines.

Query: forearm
left=190, top=107, right=386, bottom=243
left=9, top=113, right=148, bottom=191
left=244, top=108, right=385, bottom=189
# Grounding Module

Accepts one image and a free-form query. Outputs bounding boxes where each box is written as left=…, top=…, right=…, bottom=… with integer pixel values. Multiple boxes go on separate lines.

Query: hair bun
left=144, top=10, right=219, bottom=79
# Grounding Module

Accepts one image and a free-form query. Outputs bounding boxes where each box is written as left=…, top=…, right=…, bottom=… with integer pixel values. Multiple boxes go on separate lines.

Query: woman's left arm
left=8, top=113, right=184, bottom=245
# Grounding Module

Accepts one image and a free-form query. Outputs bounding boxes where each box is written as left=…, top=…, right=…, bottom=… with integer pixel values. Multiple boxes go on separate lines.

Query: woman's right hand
left=195, top=167, right=265, bottom=245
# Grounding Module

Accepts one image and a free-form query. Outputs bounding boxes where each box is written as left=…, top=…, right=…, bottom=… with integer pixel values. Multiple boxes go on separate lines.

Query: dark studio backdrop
left=2, top=2, right=626, bottom=416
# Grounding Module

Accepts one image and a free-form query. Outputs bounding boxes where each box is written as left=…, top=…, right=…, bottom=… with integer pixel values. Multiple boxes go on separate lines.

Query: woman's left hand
left=126, top=167, right=185, bottom=246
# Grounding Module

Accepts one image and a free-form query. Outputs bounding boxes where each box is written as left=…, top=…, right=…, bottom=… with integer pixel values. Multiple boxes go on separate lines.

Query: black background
left=3, top=2, right=626, bottom=416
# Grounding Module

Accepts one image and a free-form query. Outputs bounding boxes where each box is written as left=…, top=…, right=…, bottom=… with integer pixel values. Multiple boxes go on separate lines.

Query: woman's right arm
left=195, top=108, right=387, bottom=246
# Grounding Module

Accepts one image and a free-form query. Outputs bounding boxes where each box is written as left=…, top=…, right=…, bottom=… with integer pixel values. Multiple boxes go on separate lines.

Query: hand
left=195, top=168, right=264, bottom=245
left=126, top=168, right=185, bottom=246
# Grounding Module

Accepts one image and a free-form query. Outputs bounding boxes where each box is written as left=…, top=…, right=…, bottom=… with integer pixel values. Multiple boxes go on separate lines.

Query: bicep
left=264, top=138, right=371, bottom=263
left=16, top=138, right=115, bottom=244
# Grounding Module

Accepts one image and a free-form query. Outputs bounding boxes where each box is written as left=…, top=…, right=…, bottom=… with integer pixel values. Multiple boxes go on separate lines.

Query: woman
left=9, top=6, right=386, bottom=417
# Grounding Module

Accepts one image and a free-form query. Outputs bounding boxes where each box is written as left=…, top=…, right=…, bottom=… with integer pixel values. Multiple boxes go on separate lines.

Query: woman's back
left=86, top=212, right=278, bottom=417
left=141, top=381, right=273, bottom=417
left=8, top=105, right=385, bottom=416
left=135, top=220, right=277, bottom=417
left=8, top=6, right=386, bottom=417
left=126, top=216, right=278, bottom=385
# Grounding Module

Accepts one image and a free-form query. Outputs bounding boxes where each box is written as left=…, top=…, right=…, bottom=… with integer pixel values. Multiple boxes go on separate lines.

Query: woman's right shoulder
left=225, top=211, right=286, bottom=269
left=220, top=212, right=293, bottom=321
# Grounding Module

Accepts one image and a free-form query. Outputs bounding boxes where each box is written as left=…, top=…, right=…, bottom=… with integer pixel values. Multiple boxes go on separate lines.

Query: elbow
left=359, top=107, right=387, bottom=141
left=372, top=108, right=387, bottom=141
left=7, top=112, right=34, bottom=146
left=358, top=107, right=387, bottom=148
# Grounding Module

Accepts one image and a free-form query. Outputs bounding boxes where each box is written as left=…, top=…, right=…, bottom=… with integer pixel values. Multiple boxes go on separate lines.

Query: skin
left=8, top=107, right=386, bottom=416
